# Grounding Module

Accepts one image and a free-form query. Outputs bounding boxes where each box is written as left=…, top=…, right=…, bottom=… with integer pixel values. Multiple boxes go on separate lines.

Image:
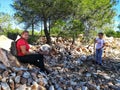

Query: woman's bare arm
left=20, top=45, right=31, bottom=55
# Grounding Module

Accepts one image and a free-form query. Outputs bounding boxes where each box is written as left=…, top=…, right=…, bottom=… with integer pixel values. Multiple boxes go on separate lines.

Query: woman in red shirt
left=16, top=31, right=49, bottom=74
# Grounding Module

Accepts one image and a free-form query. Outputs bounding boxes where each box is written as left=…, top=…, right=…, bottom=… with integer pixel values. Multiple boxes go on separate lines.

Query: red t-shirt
left=16, top=38, right=30, bottom=56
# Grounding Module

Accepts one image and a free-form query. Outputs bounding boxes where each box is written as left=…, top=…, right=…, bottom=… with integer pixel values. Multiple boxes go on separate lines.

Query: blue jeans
left=95, top=49, right=103, bottom=64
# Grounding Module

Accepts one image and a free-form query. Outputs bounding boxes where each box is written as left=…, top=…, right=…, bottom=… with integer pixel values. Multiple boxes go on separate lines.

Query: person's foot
left=95, top=61, right=99, bottom=64
left=40, top=68, right=49, bottom=75
left=44, top=68, right=50, bottom=75
left=92, top=60, right=96, bottom=64
left=99, top=63, right=103, bottom=66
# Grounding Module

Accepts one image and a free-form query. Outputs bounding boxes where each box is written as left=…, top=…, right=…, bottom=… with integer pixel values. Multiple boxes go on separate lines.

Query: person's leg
left=98, top=49, right=103, bottom=64
left=95, top=49, right=99, bottom=63
left=17, top=56, right=30, bottom=64
left=31, top=54, right=45, bottom=69
left=17, top=54, right=49, bottom=74
left=17, top=54, right=44, bottom=68
left=29, top=54, right=49, bottom=74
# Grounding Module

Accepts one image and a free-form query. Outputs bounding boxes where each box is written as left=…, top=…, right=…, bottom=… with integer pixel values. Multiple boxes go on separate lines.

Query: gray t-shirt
left=96, top=38, right=105, bottom=49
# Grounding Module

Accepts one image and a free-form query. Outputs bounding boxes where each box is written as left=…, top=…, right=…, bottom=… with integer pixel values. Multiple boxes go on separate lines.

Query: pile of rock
left=0, top=35, right=120, bottom=90
left=0, top=35, right=13, bottom=51
left=0, top=63, right=48, bottom=90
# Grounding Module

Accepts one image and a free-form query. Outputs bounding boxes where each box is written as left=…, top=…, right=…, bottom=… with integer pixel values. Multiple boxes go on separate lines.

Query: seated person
left=16, top=31, right=49, bottom=74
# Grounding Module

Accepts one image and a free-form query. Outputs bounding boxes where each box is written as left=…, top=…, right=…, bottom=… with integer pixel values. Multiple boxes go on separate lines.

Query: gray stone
left=15, top=76, right=21, bottom=83
left=49, top=85, right=55, bottom=90
left=16, top=84, right=26, bottom=90
left=10, top=73, right=16, bottom=78
left=67, top=87, right=73, bottom=90
left=86, top=73, right=91, bottom=77
left=104, top=75, right=111, bottom=80
left=1, top=82, right=11, bottom=90
left=1, top=77, right=8, bottom=82
left=76, top=58, right=83, bottom=65
left=57, top=87, right=63, bottom=90
left=80, top=55, right=87, bottom=61
left=22, top=71, right=31, bottom=79
left=13, top=67, right=28, bottom=72
left=9, top=78, right=15, bottom=90
left=70, top=81, right=77, bottom=86
left=0, top=48, right=10, bottom=67
left=81, top=86, right=88, bottom=90
left=0, top=63, right=6, bottom=70
left=27, top=78, right=33, bottom=86
left=96, top=85, right=100, bottom=90
left=20, top=77, right=27, bottom=84
left=116, top=79, right=120, bottom=84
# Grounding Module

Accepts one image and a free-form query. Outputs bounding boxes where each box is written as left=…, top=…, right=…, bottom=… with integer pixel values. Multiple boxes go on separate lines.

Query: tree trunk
left=43, top=19, right=51, bottom=44
left=72, top=34, right=75, bottom=45
left=32, top=21, right=34, bottom=36
left=41, top=20, right=43, bottom=36
left=48, top=18, right=51, bottom=35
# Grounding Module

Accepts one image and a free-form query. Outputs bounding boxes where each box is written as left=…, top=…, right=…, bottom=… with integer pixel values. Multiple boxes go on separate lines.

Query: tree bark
left=72, top=34, right=75, bottom=45
left=48, top=18, right=51, bottom=35
left=31, top=20, right=34, bottom=36
left=43, top=19, right=51, bottom=44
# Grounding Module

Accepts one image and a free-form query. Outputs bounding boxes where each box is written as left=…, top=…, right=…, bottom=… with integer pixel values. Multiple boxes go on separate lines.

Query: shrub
left=105, top=30, right=120, bottom=38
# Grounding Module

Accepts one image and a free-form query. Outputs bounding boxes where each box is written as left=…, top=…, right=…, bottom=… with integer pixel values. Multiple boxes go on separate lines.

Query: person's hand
left=94, top=38, right=97, bottom=43
left=98, top=48, right=102, bottom=50
left=39, top=50, right=49, bottom=55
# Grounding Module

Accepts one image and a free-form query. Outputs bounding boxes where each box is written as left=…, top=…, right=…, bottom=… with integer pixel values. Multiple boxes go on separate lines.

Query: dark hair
left=21, top=31, right=29, bottom=35
left=98, top=32, right=104, bottom=36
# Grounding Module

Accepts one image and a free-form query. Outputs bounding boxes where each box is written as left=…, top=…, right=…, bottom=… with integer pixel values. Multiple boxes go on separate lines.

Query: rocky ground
left=0, top=35, right=120, bottom=90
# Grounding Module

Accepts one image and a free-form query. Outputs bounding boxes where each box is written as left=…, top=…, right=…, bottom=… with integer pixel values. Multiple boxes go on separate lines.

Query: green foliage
left=0, top=13, right=12, bottom=31
left=105, top=29, right=120, bottom=38
left=11, top=0, right=116, bottom=43
left=0, top=27, right=40, bottom=44
left=13, top=0, right=74, bottom=43
left=3, top=28, right=23, bottom=40
left=28, top=35, right=40, bottom=44
left=118, top=24, right=120, bottom=31
left=73, top=0, right=116, bottom=39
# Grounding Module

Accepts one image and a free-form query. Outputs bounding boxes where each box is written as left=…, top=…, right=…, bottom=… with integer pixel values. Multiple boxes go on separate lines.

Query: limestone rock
left=1, top=77, right=8, bottom=82
left=22, top=71, right=31, bottom=79
left=0, top=63, right=6, bottom=70
left=0, top=75, right=2, bottom=81
left=0, top=35, right=13, bottom=51
left=31, top=81, right=38, bottom=90
left=0, top=48, right=10, bottom=67
left=7, top=53, right=20, bottom=67
left=0, top=36, right=119, bottom=90
left=16, top=84, right=26, bottom=90
left=15, top=76, right=21, bottom=83
left=38, top=85, right=46, bottom=90
left=49, top=85, right=55, bottom=90
left=85, top=73, right=91, bottom=77
left=0, top=48, right=20, bottom=67
left=40, top=44, right=51, bottom=53
left=31, top=73, right=37, bottom=81
left=9, top=79, right=15, bottom=90
left=80, top=55, right=87, bottom=61
left=10, top=73, right=16, bottom=79
left=17, top=70, right=23, bottom=76
left=1, top=82, right=11, bottom=90
left=27, top=78, right=33, bottom=86
left=2, top=71, right=9, bottom=77
left=81, top=86, right=88, bottom=90
left=20, top=77, right=27, bottom=84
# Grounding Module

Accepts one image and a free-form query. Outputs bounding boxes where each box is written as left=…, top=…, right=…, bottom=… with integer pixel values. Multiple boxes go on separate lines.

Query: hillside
left=0, top=35, right=120, bottom=90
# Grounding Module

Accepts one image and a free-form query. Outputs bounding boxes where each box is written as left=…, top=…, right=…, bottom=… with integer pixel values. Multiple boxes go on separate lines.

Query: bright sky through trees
left=0, top=0, right=120, bottom=30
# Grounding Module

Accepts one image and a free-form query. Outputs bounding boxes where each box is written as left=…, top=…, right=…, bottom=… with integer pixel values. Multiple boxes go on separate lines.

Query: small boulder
left=1, top=82, right=11, bottom=90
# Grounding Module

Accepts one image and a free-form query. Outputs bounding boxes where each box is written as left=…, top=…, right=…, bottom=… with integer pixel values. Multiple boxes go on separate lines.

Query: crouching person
left=16, top=31, right=49, bottom=74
